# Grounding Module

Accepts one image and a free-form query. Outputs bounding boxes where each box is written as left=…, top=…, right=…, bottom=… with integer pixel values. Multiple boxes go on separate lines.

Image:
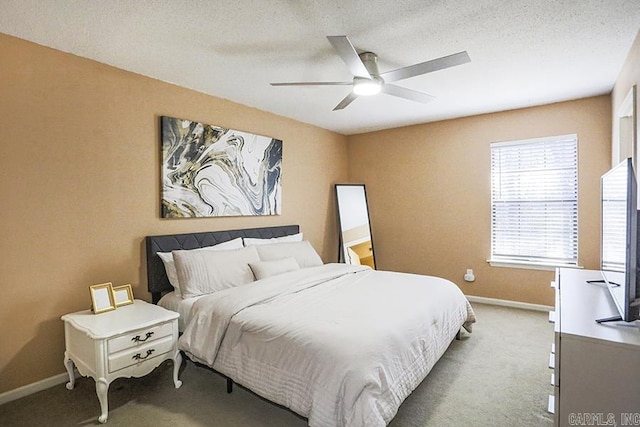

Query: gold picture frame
left=90, top=282, right=116, bottom=314
left=112, top=284, right=134, bottom=307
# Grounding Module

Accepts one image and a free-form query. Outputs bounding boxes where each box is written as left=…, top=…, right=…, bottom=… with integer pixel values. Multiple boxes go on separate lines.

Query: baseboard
left=466, top=295, right=553, bottom=312
left=0, top=370, right=75, bottom=406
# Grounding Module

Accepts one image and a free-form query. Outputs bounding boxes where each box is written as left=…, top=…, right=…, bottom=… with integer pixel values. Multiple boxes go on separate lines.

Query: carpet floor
left=0, top=303, right=555, bottom=426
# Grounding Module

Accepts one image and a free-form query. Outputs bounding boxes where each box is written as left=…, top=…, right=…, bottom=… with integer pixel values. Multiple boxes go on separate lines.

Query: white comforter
left=179, top=263, right=475, bottom=427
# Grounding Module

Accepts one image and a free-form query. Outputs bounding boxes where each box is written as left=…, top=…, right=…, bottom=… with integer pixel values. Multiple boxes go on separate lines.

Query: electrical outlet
left=464, top=269, right=475, bottom=282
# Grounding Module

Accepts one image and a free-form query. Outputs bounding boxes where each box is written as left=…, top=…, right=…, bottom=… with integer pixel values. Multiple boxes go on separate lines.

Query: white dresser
left=62, top=299, right=182, bottom=423
left=549, top=268, right=640, bottom=426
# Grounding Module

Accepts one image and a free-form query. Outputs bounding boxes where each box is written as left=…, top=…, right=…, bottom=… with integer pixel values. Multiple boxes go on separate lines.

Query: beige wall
left=347, top=96, right=611, bottom=307
left=0, top=33, right=348, bottom=393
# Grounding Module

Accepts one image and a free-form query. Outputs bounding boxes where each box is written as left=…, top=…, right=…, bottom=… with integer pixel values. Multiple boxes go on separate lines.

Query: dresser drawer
left=108, top=322, right=173, bottom=354
left=108, top=335, right=174, bottom=373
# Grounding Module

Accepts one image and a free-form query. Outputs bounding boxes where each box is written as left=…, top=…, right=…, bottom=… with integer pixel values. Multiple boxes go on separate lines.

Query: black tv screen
left=600, top=158, right=640, bottom=322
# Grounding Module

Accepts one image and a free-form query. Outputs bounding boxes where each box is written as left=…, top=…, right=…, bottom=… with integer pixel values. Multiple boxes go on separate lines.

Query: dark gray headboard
left=146, top=224, right=300, bottom=303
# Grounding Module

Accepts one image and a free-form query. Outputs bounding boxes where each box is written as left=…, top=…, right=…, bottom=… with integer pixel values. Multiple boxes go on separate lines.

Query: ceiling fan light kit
left=270, top=36, right=470, bottom=111
left=353, top=77, right=382, bottom=96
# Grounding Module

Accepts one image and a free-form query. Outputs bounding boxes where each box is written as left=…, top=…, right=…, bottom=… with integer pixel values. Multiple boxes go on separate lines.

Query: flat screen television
left=598, top=157, right=640, bottom=323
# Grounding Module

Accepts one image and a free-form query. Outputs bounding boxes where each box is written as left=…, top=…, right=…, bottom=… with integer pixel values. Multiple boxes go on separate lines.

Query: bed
left=146, top=225, right=475, bottom=427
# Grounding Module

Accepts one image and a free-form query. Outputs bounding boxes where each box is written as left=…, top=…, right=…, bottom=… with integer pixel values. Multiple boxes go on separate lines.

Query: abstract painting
left=161, top=116, right=282, bottom=218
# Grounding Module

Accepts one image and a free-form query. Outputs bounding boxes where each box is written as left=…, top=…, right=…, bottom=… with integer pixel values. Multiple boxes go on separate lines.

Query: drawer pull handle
left=131, top=332, right=154, bottom=343
left=132, top=349, right=155, bottom=361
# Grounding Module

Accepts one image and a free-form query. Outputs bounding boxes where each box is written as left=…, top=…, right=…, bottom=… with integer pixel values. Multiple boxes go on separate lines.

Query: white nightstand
left=62, top=299, right=182, bottom=423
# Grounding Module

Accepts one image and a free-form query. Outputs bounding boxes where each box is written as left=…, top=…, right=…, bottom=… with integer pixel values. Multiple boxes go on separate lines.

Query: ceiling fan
left=270, top=35, right=471, bottom=111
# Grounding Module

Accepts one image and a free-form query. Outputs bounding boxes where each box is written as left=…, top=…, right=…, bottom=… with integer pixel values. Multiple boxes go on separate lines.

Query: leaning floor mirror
left=335, top=184, right=376, bottom=269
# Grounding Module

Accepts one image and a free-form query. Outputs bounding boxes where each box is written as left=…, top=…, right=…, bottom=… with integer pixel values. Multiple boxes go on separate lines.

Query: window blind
left=490, top=134, right=578, bottom=266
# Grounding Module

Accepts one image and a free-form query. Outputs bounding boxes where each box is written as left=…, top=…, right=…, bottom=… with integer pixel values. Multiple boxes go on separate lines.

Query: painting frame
left=161, top=116, right=283, bottom=218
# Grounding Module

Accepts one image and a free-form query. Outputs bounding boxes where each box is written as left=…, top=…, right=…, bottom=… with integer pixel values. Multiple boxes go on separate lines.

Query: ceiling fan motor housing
left=353, top=52, right=384, bottom=95
left=359, top=52, right=381, bottom=77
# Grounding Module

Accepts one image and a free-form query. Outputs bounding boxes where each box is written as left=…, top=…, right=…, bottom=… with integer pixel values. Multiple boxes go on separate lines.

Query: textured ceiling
left=1, top=0, right=639, bottom=135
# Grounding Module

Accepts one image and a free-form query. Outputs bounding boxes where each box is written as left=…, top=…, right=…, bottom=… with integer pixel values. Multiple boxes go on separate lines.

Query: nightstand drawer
left=108, top=322, right=173, bottom=354
left=108, top=335, right=174, bottom=373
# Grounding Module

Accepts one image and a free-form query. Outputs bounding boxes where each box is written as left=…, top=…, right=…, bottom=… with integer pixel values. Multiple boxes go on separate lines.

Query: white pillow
left=243, top=232, right=303, bottom=246
left=255, top=240, right=323, bottom=269
left=157, top=237, right=244, bottom=296
left=249, top=257, right=300, bottom=280
left=173, top=245, right=260, bottom=298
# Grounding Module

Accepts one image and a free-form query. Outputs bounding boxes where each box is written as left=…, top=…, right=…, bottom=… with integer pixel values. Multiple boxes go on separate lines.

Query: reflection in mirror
left=335, top=184, right=376, bottom=269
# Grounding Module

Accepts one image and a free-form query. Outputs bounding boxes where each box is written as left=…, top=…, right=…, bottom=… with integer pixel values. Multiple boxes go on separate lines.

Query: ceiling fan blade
left=270, top=81, right=352, bottom=86
left=333, top=92, right=359, bottom=111
left=382, top=84, right=435, bottom=104
left=327, top=36, right=371, bottom=79
left=380, top=51, right=471, bottom=83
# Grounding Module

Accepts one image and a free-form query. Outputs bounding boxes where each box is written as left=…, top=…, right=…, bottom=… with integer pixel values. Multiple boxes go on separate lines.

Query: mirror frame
left=335, top=183, right=376, bottom=269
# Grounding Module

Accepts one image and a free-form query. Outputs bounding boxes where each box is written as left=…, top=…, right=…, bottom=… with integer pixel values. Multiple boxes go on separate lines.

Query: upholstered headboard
left=145, top=224, right=300, bottom=303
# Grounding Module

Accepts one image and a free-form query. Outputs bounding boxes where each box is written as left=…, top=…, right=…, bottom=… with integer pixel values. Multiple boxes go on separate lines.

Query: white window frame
left=488, top=134, right=579, bottom=270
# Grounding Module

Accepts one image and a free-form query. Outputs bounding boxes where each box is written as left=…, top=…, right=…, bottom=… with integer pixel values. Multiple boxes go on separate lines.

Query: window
left=490, top=134, right=578, bottom=268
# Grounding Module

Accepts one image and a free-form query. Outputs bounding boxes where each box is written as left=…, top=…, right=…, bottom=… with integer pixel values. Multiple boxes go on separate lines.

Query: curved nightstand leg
left=95, top=378, right=109, bottom=424
left=173, top=350, right=183, bottom=389
left=63, top=352, right=75, bottom=390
